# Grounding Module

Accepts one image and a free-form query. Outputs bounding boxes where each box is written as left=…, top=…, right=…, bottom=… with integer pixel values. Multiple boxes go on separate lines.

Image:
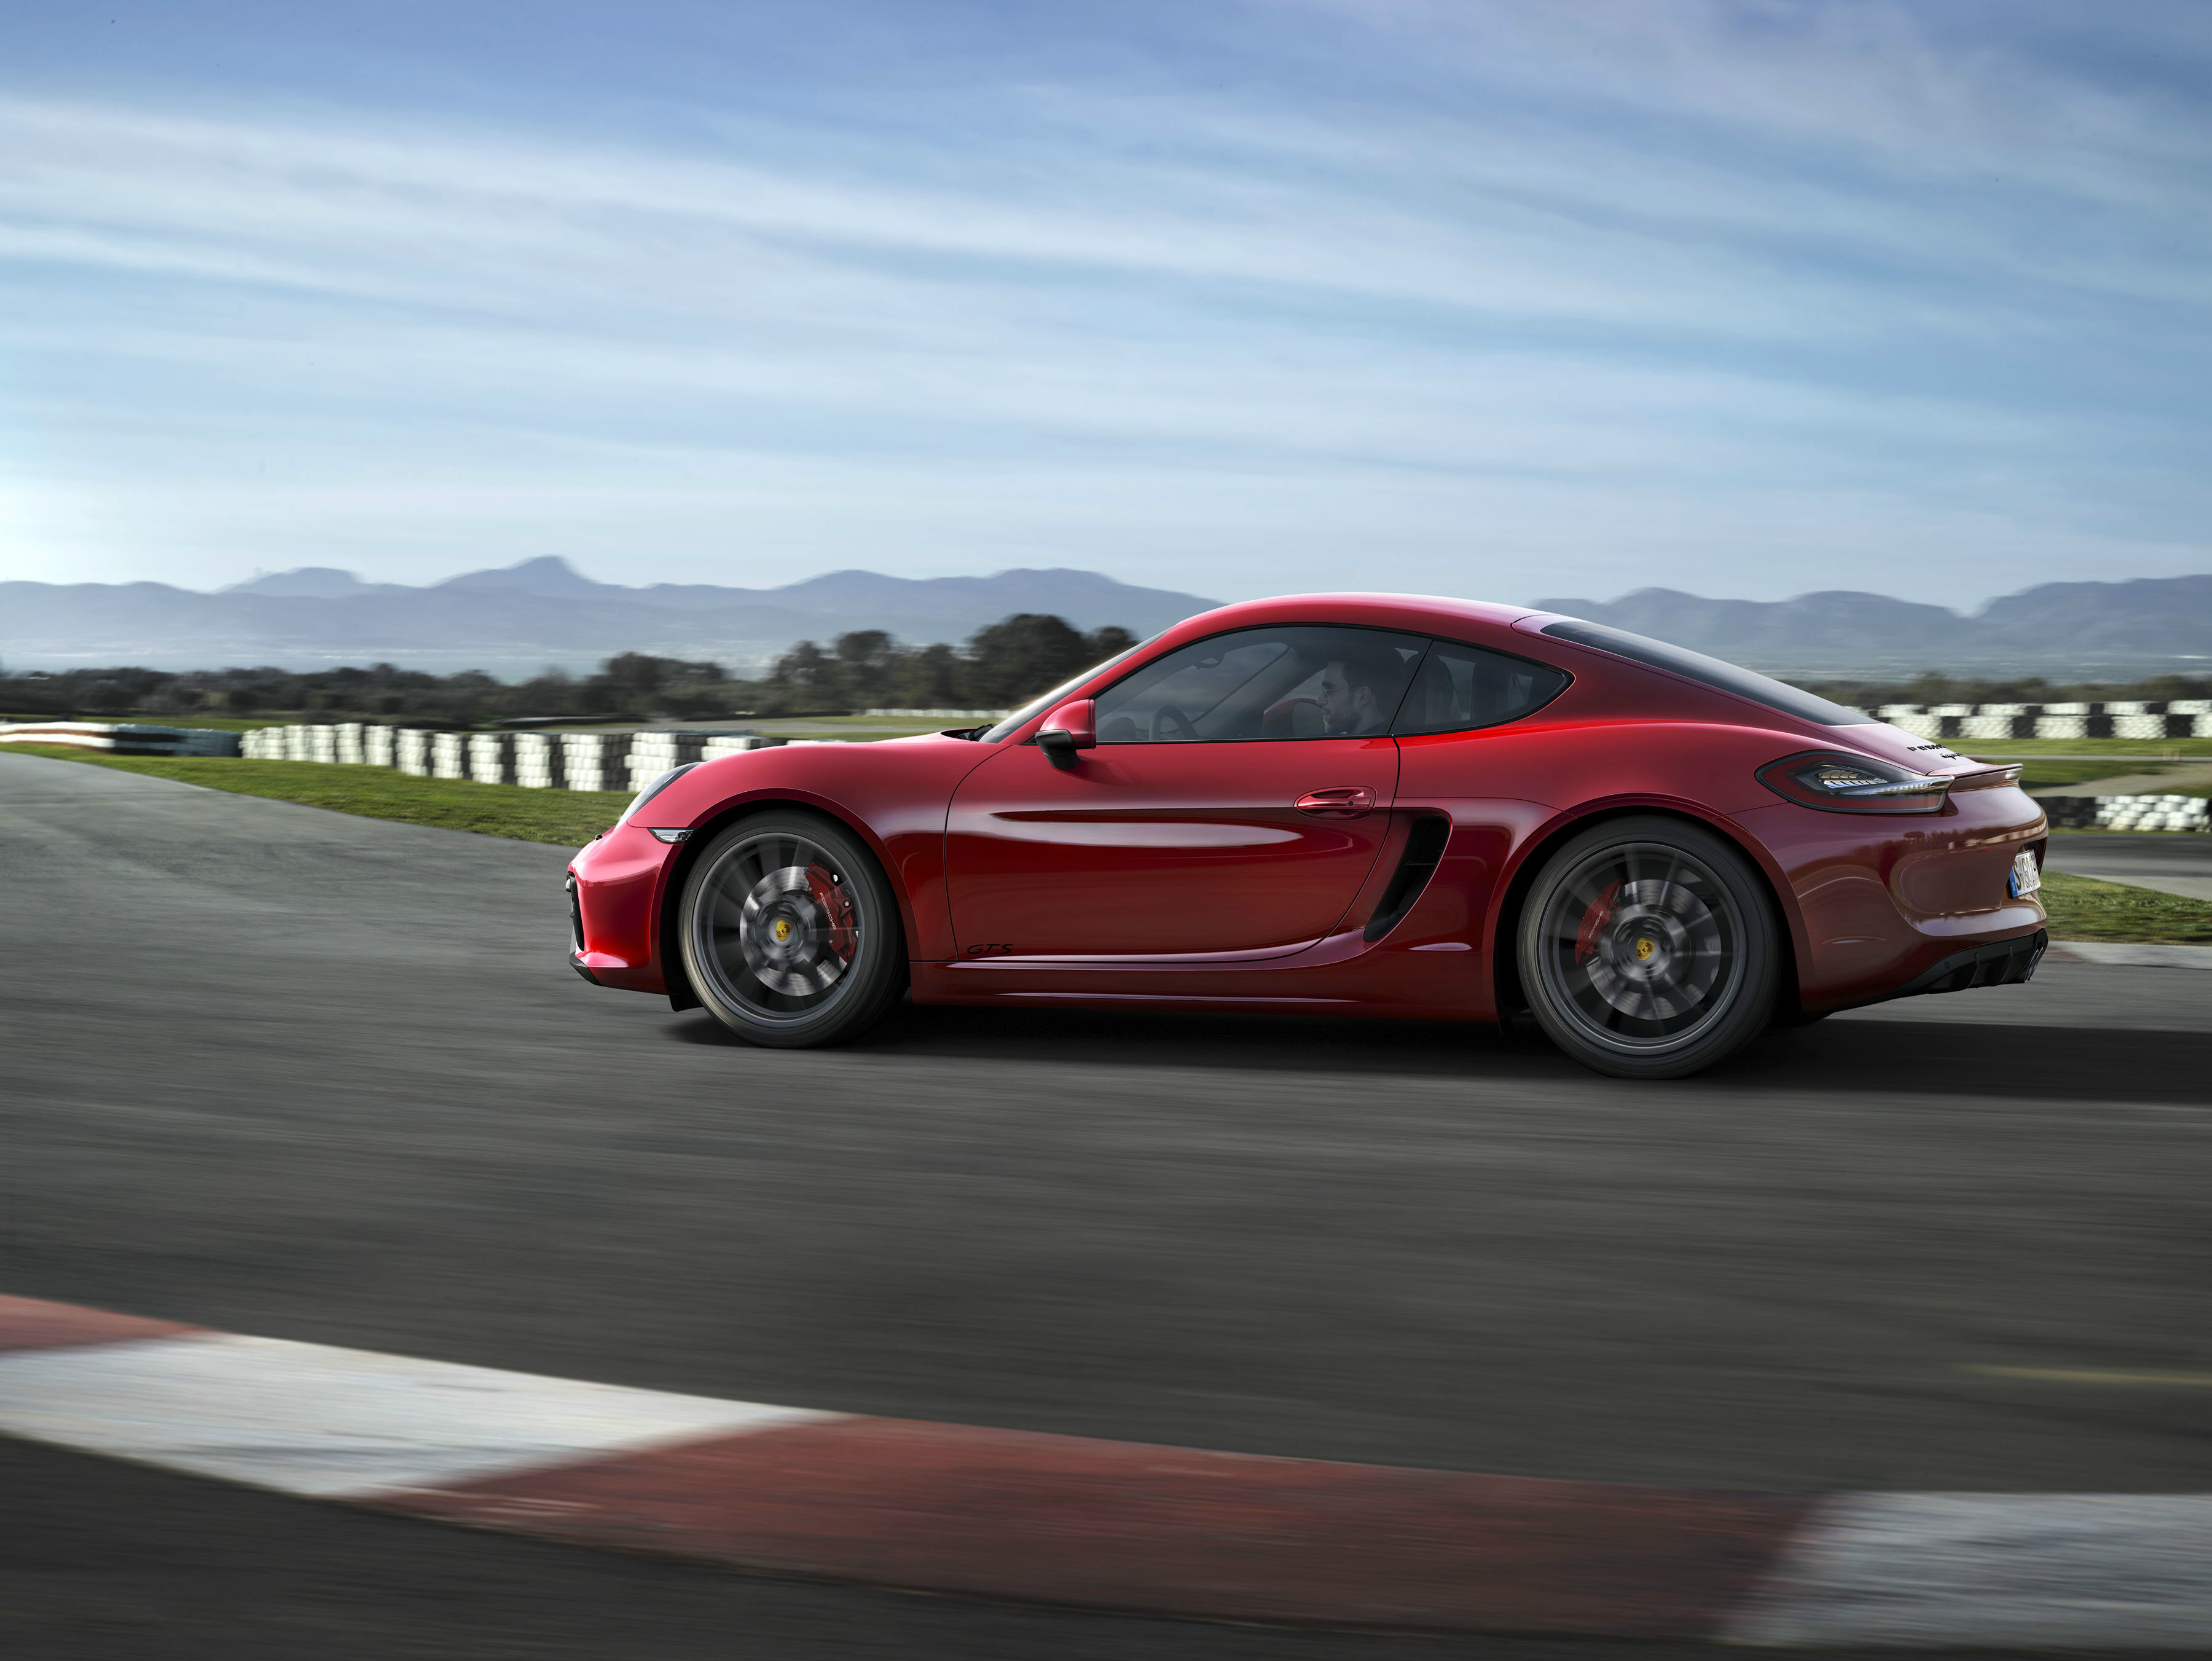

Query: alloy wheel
left=1530, top=838, right=1751, bottom=1059
left=692, top=829, right=864, bottom=1020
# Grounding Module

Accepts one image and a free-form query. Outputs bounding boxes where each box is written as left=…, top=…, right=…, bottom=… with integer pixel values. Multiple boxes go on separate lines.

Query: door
left=944, top=625, right=1423, bottom=959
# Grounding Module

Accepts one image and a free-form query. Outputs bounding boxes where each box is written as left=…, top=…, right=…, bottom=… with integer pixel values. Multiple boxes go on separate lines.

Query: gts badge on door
left=965, top=942, right=1014, bottom=957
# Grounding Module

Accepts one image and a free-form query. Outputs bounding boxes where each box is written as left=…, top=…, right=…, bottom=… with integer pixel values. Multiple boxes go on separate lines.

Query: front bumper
left=567, top=824, right=682, bottom=995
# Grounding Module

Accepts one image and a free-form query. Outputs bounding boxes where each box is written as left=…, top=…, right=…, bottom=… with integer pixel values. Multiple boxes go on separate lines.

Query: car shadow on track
left=669, top=1002, right=2208, bottom=1106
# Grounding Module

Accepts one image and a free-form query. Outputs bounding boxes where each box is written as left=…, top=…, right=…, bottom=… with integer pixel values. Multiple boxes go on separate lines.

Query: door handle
left=1294, top=788, right=1375, bottom=818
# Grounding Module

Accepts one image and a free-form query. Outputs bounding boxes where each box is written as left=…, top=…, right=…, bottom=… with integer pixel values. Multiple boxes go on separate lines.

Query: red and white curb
left=2, top=1296, right=2206, bottom=1647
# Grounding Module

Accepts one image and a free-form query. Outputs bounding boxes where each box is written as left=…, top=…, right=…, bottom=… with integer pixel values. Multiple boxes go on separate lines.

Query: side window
left=1094, top=625, right=1425, bottom=743
left=1392, top=639, right=1569, bottom=736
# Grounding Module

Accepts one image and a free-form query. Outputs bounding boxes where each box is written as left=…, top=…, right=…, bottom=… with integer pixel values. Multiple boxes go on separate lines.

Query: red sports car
left=567, top=594, right=2048, bottom=1078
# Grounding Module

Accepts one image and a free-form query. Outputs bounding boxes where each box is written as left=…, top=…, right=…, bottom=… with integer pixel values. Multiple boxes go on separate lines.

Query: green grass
left=2038, top=870, right=2212, bottom=944
left=6, top=746, right=630, bottom=845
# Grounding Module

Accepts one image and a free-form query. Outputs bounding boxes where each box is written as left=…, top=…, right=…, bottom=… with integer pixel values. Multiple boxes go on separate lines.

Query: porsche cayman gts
left=568, top=594, right=2047, bottom=1079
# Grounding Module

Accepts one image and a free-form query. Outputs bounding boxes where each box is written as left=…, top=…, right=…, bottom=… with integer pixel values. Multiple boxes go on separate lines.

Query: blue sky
left=1, top=0, right=2207, bottom=609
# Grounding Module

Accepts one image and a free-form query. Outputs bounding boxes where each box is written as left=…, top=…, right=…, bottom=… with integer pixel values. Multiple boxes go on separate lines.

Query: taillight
left=1757, top=751, right=1952, bottom=815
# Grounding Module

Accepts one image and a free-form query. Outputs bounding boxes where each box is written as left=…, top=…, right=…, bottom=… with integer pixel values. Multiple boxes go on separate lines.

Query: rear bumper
left=1741, top=791, right=2049, bottom=1013
left=1876, top=928, right=2048, bottom=1006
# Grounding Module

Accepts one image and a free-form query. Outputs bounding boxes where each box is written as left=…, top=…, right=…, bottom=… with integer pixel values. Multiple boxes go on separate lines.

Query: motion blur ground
left=2, top=752, right=2208, bottom=1657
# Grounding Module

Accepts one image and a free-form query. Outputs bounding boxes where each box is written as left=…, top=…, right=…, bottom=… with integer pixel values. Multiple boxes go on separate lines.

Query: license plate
left=2009, top=848, right=2041, bottom=897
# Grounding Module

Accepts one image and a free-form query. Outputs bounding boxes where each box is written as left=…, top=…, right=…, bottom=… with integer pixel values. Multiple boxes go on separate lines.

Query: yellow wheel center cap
left=1633, top=937, right=1655, bottom=962
left=772, top=918, right=793, bottom=944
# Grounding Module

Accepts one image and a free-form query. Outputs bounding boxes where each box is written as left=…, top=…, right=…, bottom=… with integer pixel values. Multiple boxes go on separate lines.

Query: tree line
left=0, top=613, right=1137, bottom=727
left=13, top=631, right=2205, bottom=729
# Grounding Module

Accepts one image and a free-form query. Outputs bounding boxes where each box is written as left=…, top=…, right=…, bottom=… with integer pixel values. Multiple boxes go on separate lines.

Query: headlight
left=617, top=762, right=699, bottom=826
left=1757, top=751, right=1951, bottom=815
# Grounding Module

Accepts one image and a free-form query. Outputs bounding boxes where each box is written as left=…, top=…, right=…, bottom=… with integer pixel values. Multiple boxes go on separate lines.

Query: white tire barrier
left=2042, top=794, right=2210, bottom=832
left=512, top=731, right=562, bottom=789
left=626, top=730, right=687, bottom=790
left=1878, top=702, right=2212, bottom=741
left=703, top=735, right=784, bottom=759
left=467, top=732, right=510, bottom=786
left=26, top=720, right=852, bottom=794
left=2094, top=794, right=2210, bottom=832
left=560, top=733, right=614, bottom=792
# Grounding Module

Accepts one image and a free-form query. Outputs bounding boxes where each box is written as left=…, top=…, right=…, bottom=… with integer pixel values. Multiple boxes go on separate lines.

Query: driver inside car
left=1315, top=646, right=1404, bottom=737
left=1091, top=626, right=1426, bottom=742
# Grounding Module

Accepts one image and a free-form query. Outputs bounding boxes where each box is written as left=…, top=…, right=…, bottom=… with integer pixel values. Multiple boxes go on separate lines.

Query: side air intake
left=1365, top=816, right=1453, bottom=943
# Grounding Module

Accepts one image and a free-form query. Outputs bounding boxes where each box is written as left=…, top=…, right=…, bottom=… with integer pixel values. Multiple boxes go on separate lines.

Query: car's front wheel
left=1516, top=816, right=1779, bottom=1079
left=678, top=810, right=906, bottom=1048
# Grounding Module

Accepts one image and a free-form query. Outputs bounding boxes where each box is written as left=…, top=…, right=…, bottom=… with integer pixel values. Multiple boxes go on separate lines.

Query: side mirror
left=1035, top=699, right=1096, bottom=770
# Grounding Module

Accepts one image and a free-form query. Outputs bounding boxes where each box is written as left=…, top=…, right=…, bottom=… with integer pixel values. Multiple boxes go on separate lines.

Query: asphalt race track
left=4, top=751, right=2208, bottom=1660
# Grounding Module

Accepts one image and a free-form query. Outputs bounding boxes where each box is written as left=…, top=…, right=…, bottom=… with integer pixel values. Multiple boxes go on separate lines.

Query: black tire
left=1516, top=816, right=1779, bottom=1080
left=678, top=810, right=906, bottom=1049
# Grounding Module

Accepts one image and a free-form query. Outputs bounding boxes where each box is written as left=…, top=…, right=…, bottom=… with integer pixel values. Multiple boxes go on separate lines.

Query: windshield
left=976, top=643, right=1147, bottom=743
left=1538, top=619, right=1873, bottom=725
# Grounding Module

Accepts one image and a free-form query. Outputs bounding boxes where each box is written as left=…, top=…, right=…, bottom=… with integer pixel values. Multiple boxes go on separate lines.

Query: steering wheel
left=1150, top=704, right=1198, bottom=743
left=1263, top=696, right=1325, bottom=738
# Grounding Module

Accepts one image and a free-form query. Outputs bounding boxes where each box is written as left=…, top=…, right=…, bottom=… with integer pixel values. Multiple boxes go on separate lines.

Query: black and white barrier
left=235, top=723, right=804, bottom=791
left=1880, top=702, right=2212, bottom=740
left=2042, top=794, right=2211, bottom=832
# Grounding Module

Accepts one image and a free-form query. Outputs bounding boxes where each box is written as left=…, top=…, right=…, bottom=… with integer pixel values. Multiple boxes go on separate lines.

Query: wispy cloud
left=0, top=0, right=2205, bottom=605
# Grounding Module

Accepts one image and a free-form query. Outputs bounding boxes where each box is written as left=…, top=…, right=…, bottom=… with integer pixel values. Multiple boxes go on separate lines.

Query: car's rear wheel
left=678, top=810, right=906, bottom=1048
left=1516, top=816, right=1778, bottom=1079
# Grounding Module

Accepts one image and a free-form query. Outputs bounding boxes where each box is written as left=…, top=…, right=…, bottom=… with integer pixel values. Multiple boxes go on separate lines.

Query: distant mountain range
left=0, top=559, right=1222, bottom=677
left=1532, top=576, right=2212, bottom=677
left=1, top=558, right=2206, bottom=678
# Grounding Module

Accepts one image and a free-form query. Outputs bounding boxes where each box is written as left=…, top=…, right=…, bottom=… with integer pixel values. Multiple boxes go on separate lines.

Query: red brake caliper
left=806, top=864, right=857, bottom=964
left=1574, top=880, right=1621, bottom=966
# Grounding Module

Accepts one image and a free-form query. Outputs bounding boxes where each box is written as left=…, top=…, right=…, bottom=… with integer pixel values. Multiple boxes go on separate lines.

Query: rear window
left=1393, top=639, right=1569, bottom=735
left=1538, top=620, right=1873, bottom=727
